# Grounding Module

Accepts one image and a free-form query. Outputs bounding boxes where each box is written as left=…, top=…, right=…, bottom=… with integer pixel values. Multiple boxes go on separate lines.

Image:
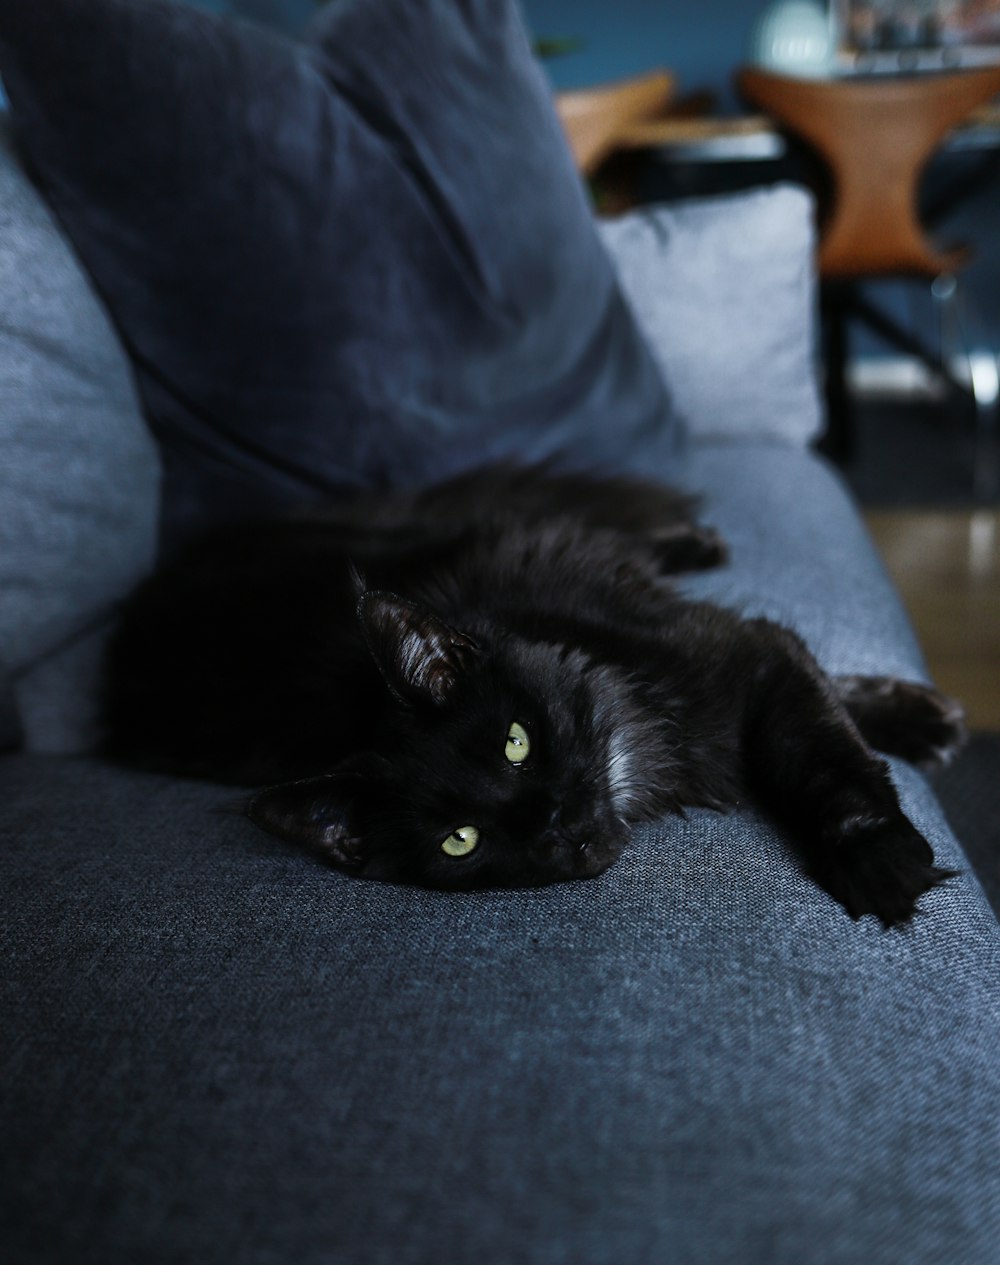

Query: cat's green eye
left=441, top=825, right=480, bottom=857
left=505, top=721, right=531, bottom=765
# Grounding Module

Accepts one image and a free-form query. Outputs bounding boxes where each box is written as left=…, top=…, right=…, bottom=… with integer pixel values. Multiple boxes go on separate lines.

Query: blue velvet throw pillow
left=0, top=0, right=678, bottom=545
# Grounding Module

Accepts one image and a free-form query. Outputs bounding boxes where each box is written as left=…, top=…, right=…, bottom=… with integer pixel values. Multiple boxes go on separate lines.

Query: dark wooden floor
left=865, top=509, right=1000, bottom=730
left=842, top=396, right=1000, bottom=731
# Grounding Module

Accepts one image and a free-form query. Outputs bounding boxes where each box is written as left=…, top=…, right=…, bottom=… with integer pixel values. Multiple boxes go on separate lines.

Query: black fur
left=102, top=466, right=966, bottom=925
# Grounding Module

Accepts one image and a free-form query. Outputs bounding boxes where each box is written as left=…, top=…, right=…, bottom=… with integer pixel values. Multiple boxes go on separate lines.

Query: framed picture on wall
left=833, top=1, right=1000, bottom=73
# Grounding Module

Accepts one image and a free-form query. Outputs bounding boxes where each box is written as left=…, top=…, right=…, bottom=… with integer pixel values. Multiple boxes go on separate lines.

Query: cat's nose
left=546, top=807, right=584, bottom=847
left=534, top=816, right=620, bottom=879
left=548, top=801, right=591, bottom=849
left=543, top=813, right=592, bottom=859
left=540, top=800, right=627, bottom=879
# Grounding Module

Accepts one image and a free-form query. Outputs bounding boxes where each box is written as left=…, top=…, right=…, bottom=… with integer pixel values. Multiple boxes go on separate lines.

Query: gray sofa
left=3, top=14, right=1000, bottom=1265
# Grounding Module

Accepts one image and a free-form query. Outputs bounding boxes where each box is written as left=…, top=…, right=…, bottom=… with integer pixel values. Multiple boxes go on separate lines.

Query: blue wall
left=519, top=0, right=759, bottom=109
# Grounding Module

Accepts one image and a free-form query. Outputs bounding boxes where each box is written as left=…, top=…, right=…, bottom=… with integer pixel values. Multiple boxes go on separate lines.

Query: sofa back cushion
left=0, top=118, right=160, bottom=750
left=599, top=185, right=823, bottom=446
left=0, top=0, right=678, bottom=548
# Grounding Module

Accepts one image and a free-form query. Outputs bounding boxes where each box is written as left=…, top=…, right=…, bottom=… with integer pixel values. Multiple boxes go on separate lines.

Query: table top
left=621, top=103, right=1000, bottom=162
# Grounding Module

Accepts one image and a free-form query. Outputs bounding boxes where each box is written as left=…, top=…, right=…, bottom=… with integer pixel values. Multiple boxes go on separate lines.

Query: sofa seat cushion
left=3, top=446, right=998, bottom=1263
left=1, top=749, right=997, bottom=1264
left=678, top=443, right=928, bottom=677
left=0, top=0, right=677, bottom=547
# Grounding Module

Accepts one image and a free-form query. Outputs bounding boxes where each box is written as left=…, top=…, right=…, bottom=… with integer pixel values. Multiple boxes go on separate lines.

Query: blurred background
left=189, top=0, right=1000, bottom=421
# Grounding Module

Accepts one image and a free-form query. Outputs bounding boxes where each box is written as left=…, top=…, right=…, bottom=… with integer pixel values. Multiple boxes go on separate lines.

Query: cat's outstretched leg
left=737, top=622, right=956, bottom=927
left=835, top=675, right=967, bottom=769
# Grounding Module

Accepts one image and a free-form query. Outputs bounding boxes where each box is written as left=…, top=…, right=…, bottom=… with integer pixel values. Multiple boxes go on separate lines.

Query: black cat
left=102, top=465, right=966, bottom=926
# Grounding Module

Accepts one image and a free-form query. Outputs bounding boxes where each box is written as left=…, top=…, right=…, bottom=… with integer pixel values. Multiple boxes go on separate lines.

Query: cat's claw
left=809, top=818, right=957, bottom=928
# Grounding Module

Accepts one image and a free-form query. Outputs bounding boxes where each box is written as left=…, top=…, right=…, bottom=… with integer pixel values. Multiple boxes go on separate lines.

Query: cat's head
left=247, top=591, right=656, bottom=889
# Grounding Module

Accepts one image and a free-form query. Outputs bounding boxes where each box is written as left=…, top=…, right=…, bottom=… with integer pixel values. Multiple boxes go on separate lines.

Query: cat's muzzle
left=534, top=826, right=624, bottom=881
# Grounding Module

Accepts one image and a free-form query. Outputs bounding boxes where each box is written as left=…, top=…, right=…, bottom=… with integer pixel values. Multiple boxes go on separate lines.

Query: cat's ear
left=358, top=591, right=480, bottom=706
left=247, top=775, right=368, bottom=870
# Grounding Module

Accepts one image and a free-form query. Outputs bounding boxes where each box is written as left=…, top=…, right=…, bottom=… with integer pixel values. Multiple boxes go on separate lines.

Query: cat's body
left=103, top=465, right=965, bottom=924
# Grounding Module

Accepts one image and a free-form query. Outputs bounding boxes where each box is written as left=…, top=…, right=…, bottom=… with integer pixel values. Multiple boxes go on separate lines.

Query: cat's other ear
left=358, top=591, right=480, bottom=706
left=246, top=775, right=368, bottom=870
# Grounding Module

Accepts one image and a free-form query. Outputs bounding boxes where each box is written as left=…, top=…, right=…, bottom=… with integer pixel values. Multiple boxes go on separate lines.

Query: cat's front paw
left=837, top=676, right=967, bottom=768
left=880, top=681, right=967, bottom=768
left=810, top=817, right=957, bottom=928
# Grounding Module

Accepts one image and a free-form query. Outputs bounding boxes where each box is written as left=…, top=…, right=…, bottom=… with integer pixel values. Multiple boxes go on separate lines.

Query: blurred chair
left=556, top=71, right=675, bottom=178
left=739, top=65, right=1000, bottom=491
